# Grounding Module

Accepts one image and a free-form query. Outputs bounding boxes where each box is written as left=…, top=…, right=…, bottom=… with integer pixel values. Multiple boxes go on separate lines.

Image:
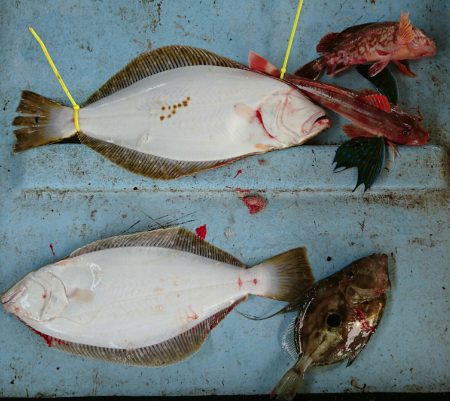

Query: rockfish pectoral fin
left=393, top=60, right=416, bottom=77
left=368, top=60, right=390, bottom=77
left=334, top=137, right=386, bottom=192
left=294, top=58, right=324, bottom=80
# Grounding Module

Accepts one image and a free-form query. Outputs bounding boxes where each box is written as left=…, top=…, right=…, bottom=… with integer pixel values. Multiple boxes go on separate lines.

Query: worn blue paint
left=0, top=0, right=448, bottom=396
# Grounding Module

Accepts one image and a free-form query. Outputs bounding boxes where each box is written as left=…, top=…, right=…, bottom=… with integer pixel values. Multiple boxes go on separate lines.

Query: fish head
left=1, top=270, right=68, bottom=322
left=295, top=288, right=386, bottom=367
left=406, top=27, right=437, bottom=59
left=259, top=88, right=330, bottom=146
left=388, top=117, right=429, bottom=145
left=339, top=254, right=390, bottom=304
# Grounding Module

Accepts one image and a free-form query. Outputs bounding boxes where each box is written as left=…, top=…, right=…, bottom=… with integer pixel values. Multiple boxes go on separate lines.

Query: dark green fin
left=356, top=64, right=398, bottom=104
left=84, top=45, right=244, bottom=105
left=69, top=226, right=245, bottom=268
left=77, top=132, right=242, bottom=180
left=36, top=298, right=246, bottom=366
left=13, top=91, right=76, bottom=152
left=257, top=247, right=315, bottom=302
left=334, top=137, right=386, bottom=191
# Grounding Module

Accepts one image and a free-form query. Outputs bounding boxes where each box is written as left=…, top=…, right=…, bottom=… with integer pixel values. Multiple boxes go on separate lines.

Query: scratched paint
left=0, top=0, right=448, bottom=397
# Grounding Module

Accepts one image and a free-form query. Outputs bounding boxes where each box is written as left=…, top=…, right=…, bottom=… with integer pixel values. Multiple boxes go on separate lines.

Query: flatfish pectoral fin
left=78, top=132, right=244, bottom=179
left=45, top=297, right=246, bottom=366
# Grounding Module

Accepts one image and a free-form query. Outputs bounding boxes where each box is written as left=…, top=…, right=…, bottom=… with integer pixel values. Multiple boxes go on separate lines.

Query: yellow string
left=280, top=0, right=304, bottom=79
left=28, top=27, right=80, bottom=132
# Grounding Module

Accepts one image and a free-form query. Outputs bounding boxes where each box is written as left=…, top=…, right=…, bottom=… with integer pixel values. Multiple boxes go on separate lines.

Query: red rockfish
left=296, top=13, right=436, bottom=79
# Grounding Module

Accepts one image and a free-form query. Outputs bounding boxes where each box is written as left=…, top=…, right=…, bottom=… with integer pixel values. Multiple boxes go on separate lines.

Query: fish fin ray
left=333, top=137, right=386, bottom=191
left=12, top=91, right=76, bottom=152
left=248, top=51, right=279, bottom=76
left=34, top=300, right=245, bottom=366
left=359, top=94, right=391, bottom=112
left=254, top=247, right=315, bottom=302
left=340, top=22, right=375, bottom=35
left=398, top=12, right=414, bottom=44
left=272, top=358, right=309, bottom=400
left=77, top=132, right=243, bottom=180
left=282, top=316, right=300, bottom=360
left=84, top=46, right=245, bottom=105
left=70, top=226, right=245, bottom=267
left=368, top=60, right=390, bottom=77
left=393, top=60, right=416, bottom=77
left=294, top=58, right=324, bottom=80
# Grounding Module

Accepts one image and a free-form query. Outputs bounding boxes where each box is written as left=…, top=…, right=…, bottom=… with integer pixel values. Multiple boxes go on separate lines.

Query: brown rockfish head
left=406, top=27, right=437, bottom=59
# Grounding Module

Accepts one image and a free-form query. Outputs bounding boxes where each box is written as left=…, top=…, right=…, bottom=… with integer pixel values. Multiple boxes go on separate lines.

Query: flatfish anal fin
left=84, top=46, right=245, bottom=105
left=44, top=297, right=246, bottom=366
left=77, top=132, right=244, bottom=180
left=69, top=226, right=245, bottom=268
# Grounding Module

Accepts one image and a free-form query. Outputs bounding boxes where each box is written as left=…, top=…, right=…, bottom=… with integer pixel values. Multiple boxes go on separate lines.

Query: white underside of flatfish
left=79, top=66, right=326, bottom=161
left=13, top=247, right=275, bottom=349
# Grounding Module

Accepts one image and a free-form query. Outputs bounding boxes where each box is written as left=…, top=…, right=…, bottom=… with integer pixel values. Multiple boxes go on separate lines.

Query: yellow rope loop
left=280, top=0, right=304, bottom=80
left=28, top=27, right=81, bottom=132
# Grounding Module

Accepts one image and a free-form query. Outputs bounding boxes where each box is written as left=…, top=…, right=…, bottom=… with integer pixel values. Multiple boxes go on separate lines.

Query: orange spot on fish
left=255, top=143, right=272, bottom=150
left=195, top=224, right=207, bottom=240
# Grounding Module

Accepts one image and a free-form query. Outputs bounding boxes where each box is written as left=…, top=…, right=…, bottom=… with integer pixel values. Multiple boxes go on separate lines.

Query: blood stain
left=238, top=276, right=243, bottom=289
left=188, top=312, right=199, bottom=321
left=42, top=294, right=47, bottom=299
left=241, top=194, right=267, bottom=215
left=258, top=159, right=266, bottom=165
left=234, top=169, right=243, bottom=178
left=195, top=224, right=207, bottom=240
left=49, top=243, right=56, bottom=257
left=255, top=109, right=275, bottom=139
left=253, top=278, right=258, bottom=285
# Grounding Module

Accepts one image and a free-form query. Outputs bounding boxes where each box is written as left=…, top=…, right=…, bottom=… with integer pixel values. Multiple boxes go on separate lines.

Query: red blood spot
left=253, top=278, right=258, bottom=285
left=374, top=288, right=386, bottom=295
left=49, top=243, right=56, bottom=257
left=238, top=276, right=243, bottom=289
left=42, top=293, right=47, bottom=299
left=258, top=159, right=266, bottom=165
left=234, top=169, right=243, bottom=178
left=241, top=194, right=267, bottom=215
left=187, top=312, right=199, bottom=321
left=354, top=307, right=376, bottom=334
left=255, top=109, right=275, bottom=139
left=195, top=224, right=207, bottom=240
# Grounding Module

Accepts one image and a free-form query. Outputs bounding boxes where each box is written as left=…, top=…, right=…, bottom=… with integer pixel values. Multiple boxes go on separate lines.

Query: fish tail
left=271, top=359, right=307, bottom=401
left=251, top=247, right=314, bottom=302
left=12, top=91, right=77, bottom=152
left=294, top=57, right=325, bottom=80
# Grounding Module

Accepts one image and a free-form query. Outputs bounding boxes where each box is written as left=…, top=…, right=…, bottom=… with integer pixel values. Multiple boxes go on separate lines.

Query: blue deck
left=0, top=0, right=448, bottom=396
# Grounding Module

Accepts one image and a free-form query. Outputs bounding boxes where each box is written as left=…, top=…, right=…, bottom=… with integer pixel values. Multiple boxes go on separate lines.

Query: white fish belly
left=19, top=247, right=268, bottom=349
left=79, top=66, right=323, bottom=161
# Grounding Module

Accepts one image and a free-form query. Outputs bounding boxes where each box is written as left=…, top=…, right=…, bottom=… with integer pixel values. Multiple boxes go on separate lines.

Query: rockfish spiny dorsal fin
left=316, top=32, right=339, bottom=53
left=398, top=12, right=414, bottom=44
left=84, top=46, right=245, bottom=105
left=69, top=227, right=245, bottom=268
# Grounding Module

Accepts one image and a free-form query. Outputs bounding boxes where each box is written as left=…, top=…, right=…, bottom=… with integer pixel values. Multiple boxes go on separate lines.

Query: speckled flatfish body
left=2, top=227, right=314, bottom=366
left=13, top=46, right=329, bottom=179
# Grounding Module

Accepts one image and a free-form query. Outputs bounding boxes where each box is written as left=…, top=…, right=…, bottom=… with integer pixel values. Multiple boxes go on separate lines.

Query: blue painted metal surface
left=0, top=0, right=448, bottom=396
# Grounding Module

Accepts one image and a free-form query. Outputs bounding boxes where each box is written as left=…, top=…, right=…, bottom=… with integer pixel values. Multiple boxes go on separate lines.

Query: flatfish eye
left=326, top=312, right=342, bottom=328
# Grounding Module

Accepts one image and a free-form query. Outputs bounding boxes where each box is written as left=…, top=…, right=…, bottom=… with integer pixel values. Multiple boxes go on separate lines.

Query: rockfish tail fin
left=272, top=358, right=311, bottom=401
left=294, top=57, right=325, bottom=80
left=253, top=247, right=314, bottom=302
left=13, top=91, right=76, bottom=152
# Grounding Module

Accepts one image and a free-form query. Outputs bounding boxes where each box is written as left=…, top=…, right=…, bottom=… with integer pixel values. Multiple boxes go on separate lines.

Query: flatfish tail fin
left=23, top=297, right=246, bottom=366
left=271, top=357, right=311, bottom=401
left=252, top=247, right=315, bottom=302
left=78, top=132, right=243, bottom=180
left=12, top=91, right=76, bottom=152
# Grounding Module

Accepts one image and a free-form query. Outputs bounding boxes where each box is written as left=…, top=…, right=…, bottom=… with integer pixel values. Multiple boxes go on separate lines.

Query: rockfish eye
left=402, top=129, right=411, bottom=136
left=346, top=270, right=355, bottom=279
left=326, top=312, right=342, bottom=328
